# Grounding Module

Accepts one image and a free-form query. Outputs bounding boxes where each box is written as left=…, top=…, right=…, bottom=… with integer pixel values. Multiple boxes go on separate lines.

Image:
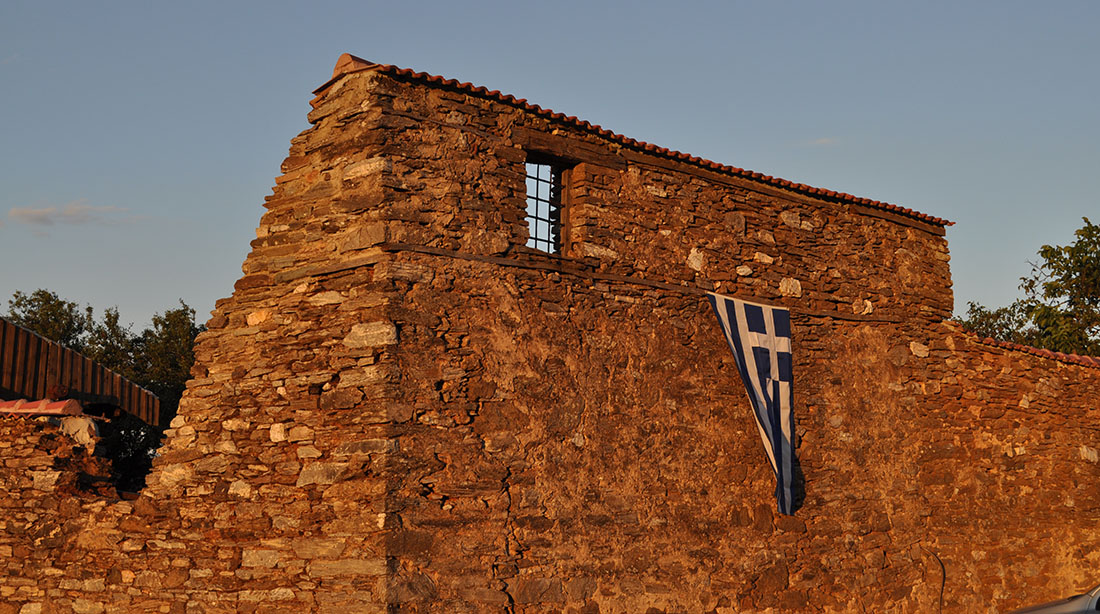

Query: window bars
left=525, top=160, right=563, bottom=253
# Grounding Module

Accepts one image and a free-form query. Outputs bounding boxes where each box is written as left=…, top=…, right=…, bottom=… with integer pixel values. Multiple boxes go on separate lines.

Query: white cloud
left=8, top=201, right=128, bottom=226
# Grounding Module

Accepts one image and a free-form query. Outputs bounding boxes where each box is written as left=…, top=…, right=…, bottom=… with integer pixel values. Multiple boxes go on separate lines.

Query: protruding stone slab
left=343, top=322, right=398, bottom=348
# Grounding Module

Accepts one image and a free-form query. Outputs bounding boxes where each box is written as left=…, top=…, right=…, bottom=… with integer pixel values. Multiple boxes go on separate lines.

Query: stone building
left=2, top=53, right=1099, bottom=613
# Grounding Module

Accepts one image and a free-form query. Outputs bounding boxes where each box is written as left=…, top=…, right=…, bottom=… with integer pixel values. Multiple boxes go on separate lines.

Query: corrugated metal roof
left=0, top=318, right=161, bottom=426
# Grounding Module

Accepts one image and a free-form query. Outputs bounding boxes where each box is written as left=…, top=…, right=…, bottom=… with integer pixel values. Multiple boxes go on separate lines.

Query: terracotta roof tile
left=315, top=54, right=953, bottom=228
left=0, top=398, right=84, bottom=416
left=963, top=330, right=1100, bottom=370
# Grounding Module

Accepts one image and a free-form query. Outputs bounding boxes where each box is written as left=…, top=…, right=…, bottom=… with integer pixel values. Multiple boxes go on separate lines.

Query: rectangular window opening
left=525, top=158, right=565, bottom=254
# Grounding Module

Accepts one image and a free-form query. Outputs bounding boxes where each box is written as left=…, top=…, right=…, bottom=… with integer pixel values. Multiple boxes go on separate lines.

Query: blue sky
left=2, top=1, right=1097, bottom=328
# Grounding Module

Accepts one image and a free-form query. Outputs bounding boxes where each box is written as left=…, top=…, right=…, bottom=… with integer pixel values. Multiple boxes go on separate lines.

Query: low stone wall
left=916, top=324, right=1100, bottom=609
left=0, top=417, right=127, bottom=613
left=796, top=319, right=1100, bottom=612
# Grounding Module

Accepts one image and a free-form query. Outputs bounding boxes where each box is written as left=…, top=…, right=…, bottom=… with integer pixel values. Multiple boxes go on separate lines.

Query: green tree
left=961, top=217, right=1100, bottom=355
left=959, top=301, right=1040, bottom=347
left=84, top=307, right=139, bottom=378
left=7, top=289, right=94, bottom=351
left=131, top=301, right=204, bottom=425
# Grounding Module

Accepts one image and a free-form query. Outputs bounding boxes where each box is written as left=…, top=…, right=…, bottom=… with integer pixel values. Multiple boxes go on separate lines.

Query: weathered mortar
left=0, top=57, right=1098, bottom=613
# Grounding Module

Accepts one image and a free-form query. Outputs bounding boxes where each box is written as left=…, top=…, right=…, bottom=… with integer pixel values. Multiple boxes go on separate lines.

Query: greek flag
left=708, top=292, right=795, bottom=515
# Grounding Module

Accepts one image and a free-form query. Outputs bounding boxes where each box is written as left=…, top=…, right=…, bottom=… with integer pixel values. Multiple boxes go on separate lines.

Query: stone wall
left=795, top=319, right=1100, bottom=612
left=0, top=417, right=131, bottom=613
left=0, top=57, right=1098, bottom=613
left=907, top=324, right=1100, bottom=608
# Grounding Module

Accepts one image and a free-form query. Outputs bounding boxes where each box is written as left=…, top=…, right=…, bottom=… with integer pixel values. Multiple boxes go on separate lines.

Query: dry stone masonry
left=1, top=54, right=1099, bottom=613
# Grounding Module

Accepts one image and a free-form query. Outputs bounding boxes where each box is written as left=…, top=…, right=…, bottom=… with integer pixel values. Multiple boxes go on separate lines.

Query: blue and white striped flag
left=707, top=292, right=796, bottom=515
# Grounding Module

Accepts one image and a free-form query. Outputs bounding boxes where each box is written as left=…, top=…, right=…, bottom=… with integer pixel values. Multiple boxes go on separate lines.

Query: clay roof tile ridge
left=958, top=327, right=1100, bottom=369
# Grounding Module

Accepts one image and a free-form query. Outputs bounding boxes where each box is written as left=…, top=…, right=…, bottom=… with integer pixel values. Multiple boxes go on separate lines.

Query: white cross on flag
left=707, top=292, right=795, bottom=515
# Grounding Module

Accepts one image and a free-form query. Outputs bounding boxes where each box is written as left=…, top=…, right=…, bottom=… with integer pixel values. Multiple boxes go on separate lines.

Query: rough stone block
left=306, top=559, right=387, bottom=578
left=509, top=578, right=564, bottom=604
left=779, top=277, right=802, bottom=297
left=241, top=549, right=282, bottom=568
left=291, top=537, right=346, bottom=559
left=297, top=463, right=349, bottom=487
left=343, top=322, right=398, bottom=348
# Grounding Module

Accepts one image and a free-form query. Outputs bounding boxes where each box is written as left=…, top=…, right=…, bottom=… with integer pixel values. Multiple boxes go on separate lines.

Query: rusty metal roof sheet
left=0, top=318, right=161, bottom=426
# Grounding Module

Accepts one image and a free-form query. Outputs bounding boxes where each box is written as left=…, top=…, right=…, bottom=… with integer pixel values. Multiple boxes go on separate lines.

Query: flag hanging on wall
left=707, top=292, right=796, bottom=515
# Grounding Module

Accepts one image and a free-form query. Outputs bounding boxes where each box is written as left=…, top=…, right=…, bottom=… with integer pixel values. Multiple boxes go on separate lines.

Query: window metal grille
left=525, top=161, right=563, bottom=253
